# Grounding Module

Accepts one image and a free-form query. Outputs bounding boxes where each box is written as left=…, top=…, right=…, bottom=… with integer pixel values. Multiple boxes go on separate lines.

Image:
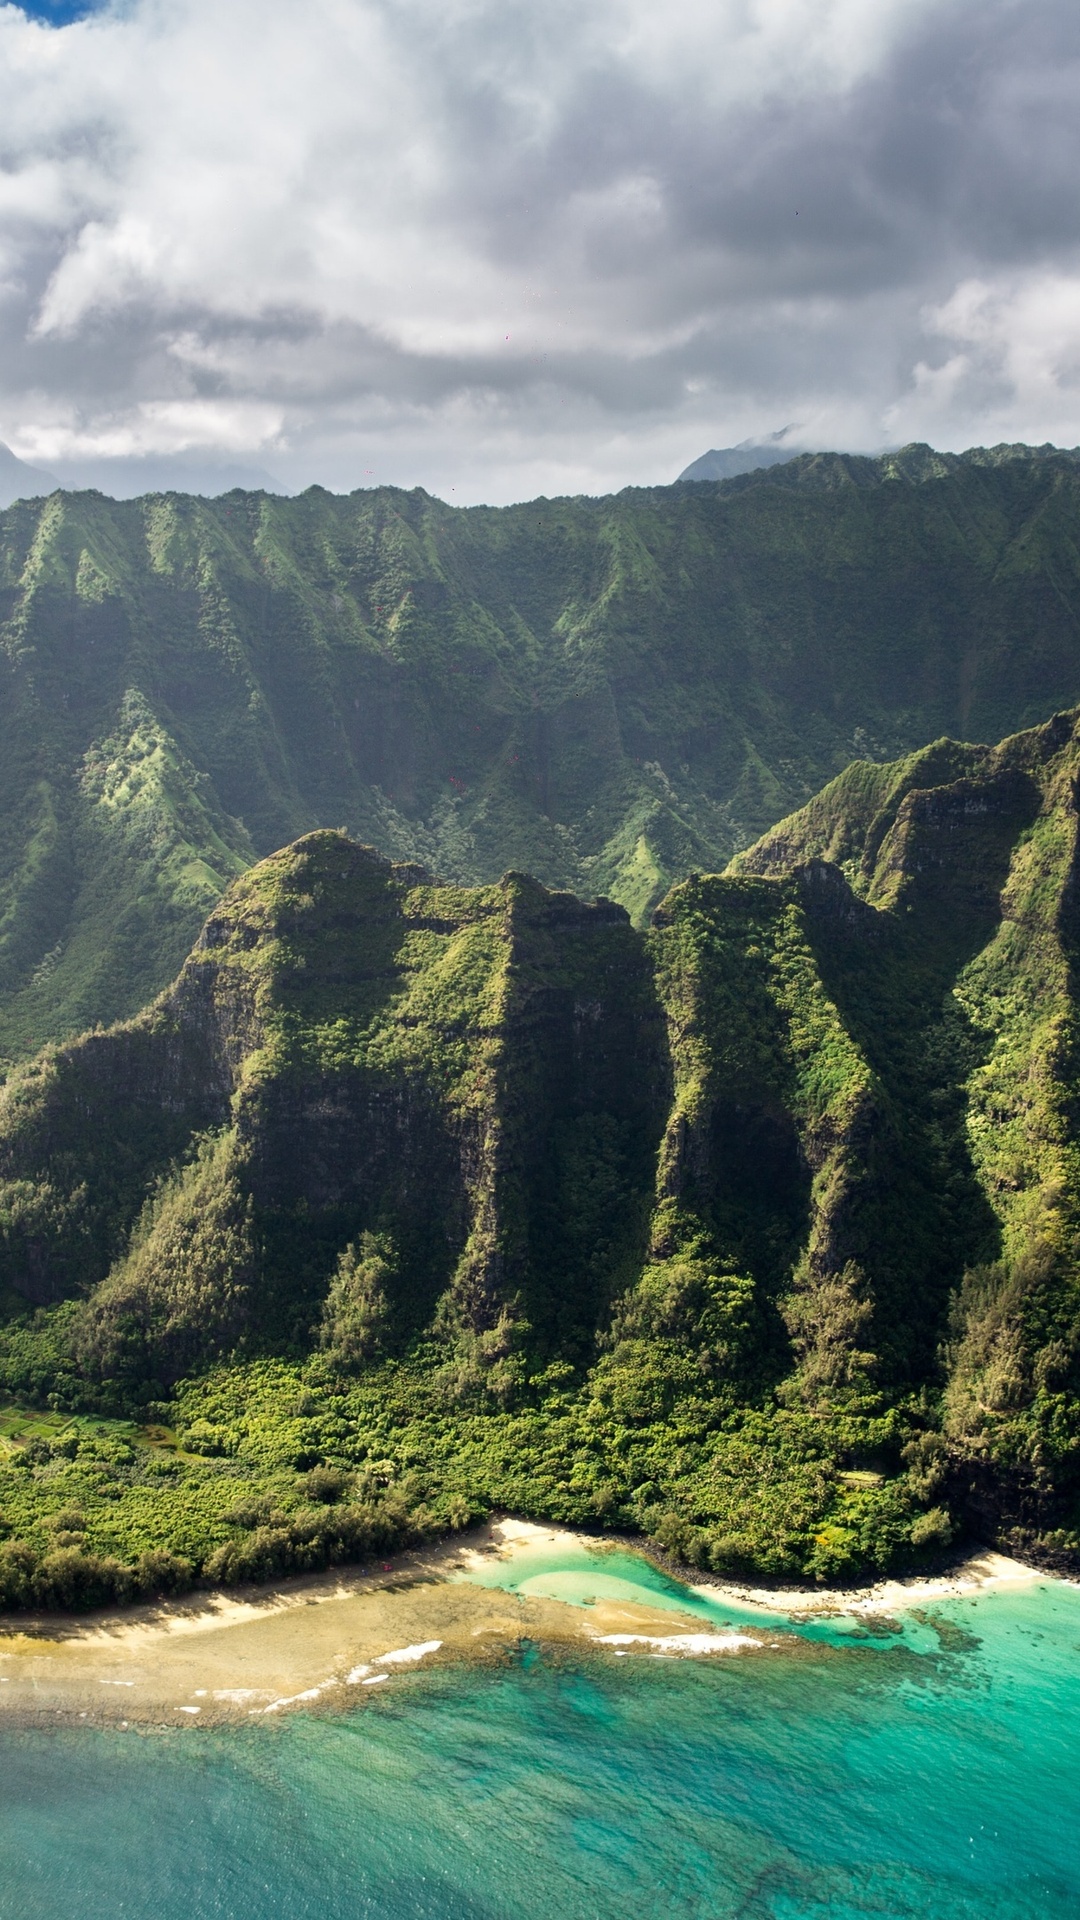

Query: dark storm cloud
left=442, top=0, right=1080, bottom=295
left=0, top=0, right=1078, bottom=501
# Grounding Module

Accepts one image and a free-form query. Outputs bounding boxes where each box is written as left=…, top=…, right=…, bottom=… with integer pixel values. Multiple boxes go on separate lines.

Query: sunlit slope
left=735, top=708, right=1080, bottom=1533
left=3, top=707, right=1080, bottom=1571
left=4, top=441, right=1080, bottom=1057
left=0, top=835, right=669, bottom=1389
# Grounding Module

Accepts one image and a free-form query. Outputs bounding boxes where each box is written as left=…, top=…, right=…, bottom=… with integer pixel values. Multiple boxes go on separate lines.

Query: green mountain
left=5, top=441, right=1080, bottom=1063
left=2, top=704, right=1079, bottom=1605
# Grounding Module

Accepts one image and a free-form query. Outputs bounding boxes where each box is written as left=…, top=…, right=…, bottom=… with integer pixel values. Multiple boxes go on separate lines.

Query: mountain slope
left=5, top=442, right=1080, bottom=1060
left=676, top=437, right=796, bottom=481
left=0, top=835, right=668, bottom=1389
left=0, top=443, right=56, bottom=511
left=735, top=711, right=1080, bottom=1538
left=3, top=707, right=1080, bottom=1599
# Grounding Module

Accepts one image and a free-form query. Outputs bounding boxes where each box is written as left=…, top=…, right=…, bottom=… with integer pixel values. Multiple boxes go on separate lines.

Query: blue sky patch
left=17, top=1, right=107, bottom=22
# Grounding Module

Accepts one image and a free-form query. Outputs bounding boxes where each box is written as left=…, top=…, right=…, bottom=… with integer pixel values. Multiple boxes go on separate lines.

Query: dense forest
left=2, top=701, right=1079, bottom=1605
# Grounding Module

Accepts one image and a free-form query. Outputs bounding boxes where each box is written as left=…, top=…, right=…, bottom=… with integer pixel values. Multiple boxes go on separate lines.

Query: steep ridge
left=736, top=711, right=1080, bottom=1543
left=0, top=835, right=670, bottom=1388
left=4, top=442, right=1080, bottom=1061
left=1, top=710, right=1080, bottom=1599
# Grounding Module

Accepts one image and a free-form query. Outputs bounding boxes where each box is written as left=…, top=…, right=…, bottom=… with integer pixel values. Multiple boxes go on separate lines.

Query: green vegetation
left=3, top=698, right=1080, bottom=1606
left=5, top=443, right=1080, bottom=1062
left=0, top=1357, right=919, bottom=1609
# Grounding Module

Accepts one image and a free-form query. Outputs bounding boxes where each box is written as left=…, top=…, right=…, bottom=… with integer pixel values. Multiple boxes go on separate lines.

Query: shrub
left=133, top=1549, right=194, bottom=1597
left=177, top=1420, right=235, bottom=1457
left=302, top=1465, right=348, bottom=1504
left=909, top=1505, right=954, bottom=1552
left=223, top=1496, right=276, bottom=1530
left=0, top=1542, right=38, bottom=1609
left=49, top=1507, right=87, bottom=1535
left=32, top=1548, right=133, bottom=1611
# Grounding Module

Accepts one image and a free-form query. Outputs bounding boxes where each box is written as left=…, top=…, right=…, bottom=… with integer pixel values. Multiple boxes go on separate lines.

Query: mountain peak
left=676, top=432, right=800, bottom=482
left=0, top=441, right=57, bottom=509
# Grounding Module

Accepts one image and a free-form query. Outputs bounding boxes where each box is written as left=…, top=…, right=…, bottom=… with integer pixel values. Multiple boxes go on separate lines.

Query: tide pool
left=1, top=1562, right=1078, bottom=1918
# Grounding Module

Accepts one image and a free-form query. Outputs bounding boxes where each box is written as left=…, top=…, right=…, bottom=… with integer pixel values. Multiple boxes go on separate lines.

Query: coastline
left=474, top=1517, right=1041, bottom=1614
left=685, top=1547, right=1041, bottom=1616
left=0, top=1518, right=1046, bottom=1727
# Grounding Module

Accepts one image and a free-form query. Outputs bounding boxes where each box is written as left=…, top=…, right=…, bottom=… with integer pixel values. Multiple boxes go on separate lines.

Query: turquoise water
left=455, top=1535, right=993, bottom=1650
left=2, top=1560, right=1079, bottom=1918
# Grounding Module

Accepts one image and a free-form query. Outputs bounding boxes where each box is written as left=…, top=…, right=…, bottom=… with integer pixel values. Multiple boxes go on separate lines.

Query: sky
left=1, top=0, right=1079, bottom=503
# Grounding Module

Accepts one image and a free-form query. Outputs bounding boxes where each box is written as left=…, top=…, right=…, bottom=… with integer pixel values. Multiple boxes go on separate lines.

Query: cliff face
left=5, top=443, right=1080, bottom=1062
left=0, top=834, right=670, bottom=1388
left=3, top=707, right=1080, bottom=1564
left=736, top=710, right=1080, bottom=1538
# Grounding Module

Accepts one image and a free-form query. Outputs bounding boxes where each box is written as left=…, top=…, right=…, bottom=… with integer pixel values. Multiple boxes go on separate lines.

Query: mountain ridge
left=0, top=442, right=57, bottom=511
left=2, top=701, right=1080, bottom=1601
left=6, top=440, right=1080, bottom=1065
left=676, top=435, right=798, bottom=482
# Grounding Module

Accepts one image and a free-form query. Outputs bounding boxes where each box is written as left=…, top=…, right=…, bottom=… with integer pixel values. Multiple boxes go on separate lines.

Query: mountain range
left=3, top=442, right=1080, bottom=1605
left=5, top=441, right=1080, bottom=1068
left=2, top=698, right=1080, bottom=1599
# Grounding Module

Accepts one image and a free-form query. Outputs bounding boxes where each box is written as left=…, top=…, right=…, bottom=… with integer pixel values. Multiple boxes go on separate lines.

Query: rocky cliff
left=2, top=706, right=1080, bottom=1584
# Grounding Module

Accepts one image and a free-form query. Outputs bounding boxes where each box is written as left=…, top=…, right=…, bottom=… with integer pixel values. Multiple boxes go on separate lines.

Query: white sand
left=593, top=1632, right=761, bottom=1654
left=461, top=1517, right=1040, bottom=1618
left=0, top=1516, right=1047, bottom=1725
left=687, top=1548, right=1040, bottom=1619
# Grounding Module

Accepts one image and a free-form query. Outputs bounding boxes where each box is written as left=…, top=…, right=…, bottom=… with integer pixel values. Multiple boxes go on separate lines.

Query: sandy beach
left=0, top=1518, right=1044, bottom=1727
left=686, top=1546, right=1041, bottom=1617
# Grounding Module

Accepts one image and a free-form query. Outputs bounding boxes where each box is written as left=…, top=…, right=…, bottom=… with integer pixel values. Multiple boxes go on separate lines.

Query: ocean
left=1, top=1545, right=1078, bottom=1919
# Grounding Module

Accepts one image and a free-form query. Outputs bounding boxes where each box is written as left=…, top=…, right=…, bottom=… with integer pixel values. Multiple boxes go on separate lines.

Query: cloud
left=0, top=0, right=1078, bottom=500
left=20, top=397, right=287, bottom=463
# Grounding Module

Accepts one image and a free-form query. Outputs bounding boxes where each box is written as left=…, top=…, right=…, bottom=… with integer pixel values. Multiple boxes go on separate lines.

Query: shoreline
left=0, top=1519, right=1050, bottom=1728
left=688, top=1548, right=1043, bottom=1616
left=475, top=1516, right=1043, bottom=1613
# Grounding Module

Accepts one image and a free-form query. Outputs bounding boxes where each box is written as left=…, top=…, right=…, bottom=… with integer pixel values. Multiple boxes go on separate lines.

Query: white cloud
left=885, top=270, right=1080, bottom=447
left=18, top=396, right=286, bottom=462
left=0, top=0, right=1078, bottom=499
